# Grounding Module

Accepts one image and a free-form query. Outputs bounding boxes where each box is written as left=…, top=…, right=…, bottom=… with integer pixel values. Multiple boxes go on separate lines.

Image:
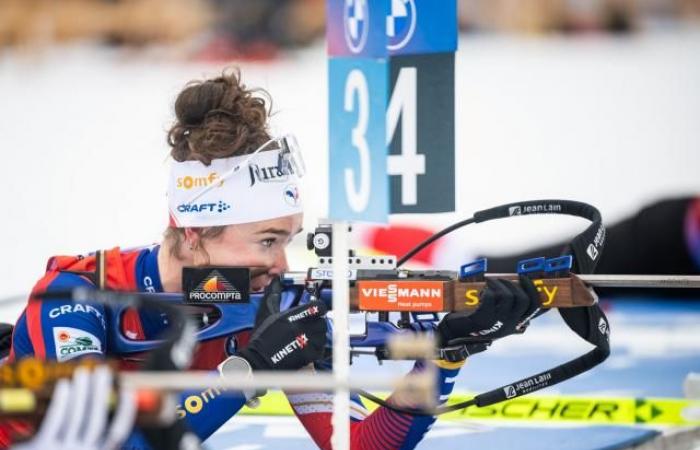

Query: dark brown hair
left=167, top=68, right=272, bottom=164
left=165, top=69, right=272, bottom=258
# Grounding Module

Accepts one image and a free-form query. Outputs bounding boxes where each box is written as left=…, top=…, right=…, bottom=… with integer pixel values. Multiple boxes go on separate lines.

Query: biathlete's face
left=201, top=213, right=304, bottom=292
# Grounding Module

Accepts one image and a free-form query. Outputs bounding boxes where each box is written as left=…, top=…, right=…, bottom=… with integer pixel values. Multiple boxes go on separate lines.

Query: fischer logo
left=189, top=269, right=243, bottom=302
left=287, top=305, right=319, bottom=322
left=177, top=201, right=231, bottom=214
left=271, top=333, right=309, bottom=365
left=471, top=320, right=503, bottom=337
left=509, top=203, right=562, bottom=216
left=177, top=172, right=223, bottom=190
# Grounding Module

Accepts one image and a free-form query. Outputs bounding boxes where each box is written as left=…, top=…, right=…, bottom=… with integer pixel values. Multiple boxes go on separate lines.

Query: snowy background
left=1, top=29, right=700, bottom=321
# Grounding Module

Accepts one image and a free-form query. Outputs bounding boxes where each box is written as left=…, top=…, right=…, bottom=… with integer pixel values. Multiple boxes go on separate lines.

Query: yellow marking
left=534, top=279, right=558, bottom=306
left=238, top=391, right=700, bottom=426
left=0, top=389, right=36, bottom=413
left=433, top=359, right=466, bottom=370
left=175, top=386, right=224, bottom=419
left=184, top=395, right=203, bottom=414
left=17, top=358, right=46, bottom=391
left=464, top=289, right=480, bottom=306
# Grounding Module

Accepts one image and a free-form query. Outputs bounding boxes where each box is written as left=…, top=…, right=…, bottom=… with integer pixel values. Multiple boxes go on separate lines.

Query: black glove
left=437, top=276, right=541, bottom=355
left=237, top=277, right=328, bottom=371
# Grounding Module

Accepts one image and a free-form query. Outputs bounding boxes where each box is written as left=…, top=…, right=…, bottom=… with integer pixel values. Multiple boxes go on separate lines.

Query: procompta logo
left=183, top=267, right=251, bottom=304
left=192, top=270, right=241, bottom=302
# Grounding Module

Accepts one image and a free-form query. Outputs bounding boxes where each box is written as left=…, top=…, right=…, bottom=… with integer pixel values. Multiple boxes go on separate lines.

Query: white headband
left=167, top=136, right=304, bottom=228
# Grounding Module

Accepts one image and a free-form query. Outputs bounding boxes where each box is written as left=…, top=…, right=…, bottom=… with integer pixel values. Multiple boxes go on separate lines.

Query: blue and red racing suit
left=4, top=245, right=463, bottom=449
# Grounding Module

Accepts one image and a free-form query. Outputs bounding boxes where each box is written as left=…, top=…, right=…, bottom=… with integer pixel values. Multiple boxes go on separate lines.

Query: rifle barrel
left=577, top=274, right=700, bottom=289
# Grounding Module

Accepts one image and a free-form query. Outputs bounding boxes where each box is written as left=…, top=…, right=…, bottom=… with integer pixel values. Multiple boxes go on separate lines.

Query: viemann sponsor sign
left=357, top=280, right=444, bottom=311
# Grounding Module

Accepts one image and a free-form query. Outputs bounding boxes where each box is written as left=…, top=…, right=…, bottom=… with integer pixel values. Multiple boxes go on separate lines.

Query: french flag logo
left=284, top=184, right=300, bottom=207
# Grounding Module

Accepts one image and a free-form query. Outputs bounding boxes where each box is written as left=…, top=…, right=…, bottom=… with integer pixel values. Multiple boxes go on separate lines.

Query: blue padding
left=517, top=257, right=546, bottom=274
left=460, top=258, right=488, bottom=279
left=545, top=255, right=573, bottom=273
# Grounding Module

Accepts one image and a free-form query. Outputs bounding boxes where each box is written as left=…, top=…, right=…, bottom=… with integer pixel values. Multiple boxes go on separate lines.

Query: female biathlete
left=3, top=70, right=540, bottom=449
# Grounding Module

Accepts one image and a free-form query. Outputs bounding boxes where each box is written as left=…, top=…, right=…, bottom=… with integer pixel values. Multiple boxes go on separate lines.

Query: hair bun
left=167, top=69, right=272, bottom=165
left=174, top=80, right=226, bottom=126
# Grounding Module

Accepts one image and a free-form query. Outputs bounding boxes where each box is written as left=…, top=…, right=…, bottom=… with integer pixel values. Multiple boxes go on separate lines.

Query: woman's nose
left=268, top=250, right=289, bottom=275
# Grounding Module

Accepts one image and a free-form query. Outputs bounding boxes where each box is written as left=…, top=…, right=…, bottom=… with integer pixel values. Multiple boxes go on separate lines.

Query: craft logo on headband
left=177, top=200, right=231, bottom=214
left=167, top=135, right=305, bottom=228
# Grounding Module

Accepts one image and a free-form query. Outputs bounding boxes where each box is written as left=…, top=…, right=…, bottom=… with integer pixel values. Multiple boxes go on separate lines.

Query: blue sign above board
left=386, top=0, right=458, bottom=55
left=327, top=0, right=389, bottom=57
left=327, top=0, right=457, bottom=57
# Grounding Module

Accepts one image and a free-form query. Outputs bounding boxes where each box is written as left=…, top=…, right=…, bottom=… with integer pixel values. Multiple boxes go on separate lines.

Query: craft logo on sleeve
left=357, top=280, right=444, bottom=311
left=183, top=267, right=250, bottom=304
left=52, top=327, right=101, bottom=362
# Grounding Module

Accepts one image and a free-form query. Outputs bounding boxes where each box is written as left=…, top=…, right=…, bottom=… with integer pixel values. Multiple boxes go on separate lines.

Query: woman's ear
left=184, top=227, right=200, bottom=251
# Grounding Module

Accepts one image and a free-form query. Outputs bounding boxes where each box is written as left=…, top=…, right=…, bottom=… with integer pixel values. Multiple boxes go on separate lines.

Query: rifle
left=8, top=200, right=700, bottom=416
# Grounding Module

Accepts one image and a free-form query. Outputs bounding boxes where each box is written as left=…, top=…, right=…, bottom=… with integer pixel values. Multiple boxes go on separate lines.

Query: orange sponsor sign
left=357, top=280, right=444, bottom=312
